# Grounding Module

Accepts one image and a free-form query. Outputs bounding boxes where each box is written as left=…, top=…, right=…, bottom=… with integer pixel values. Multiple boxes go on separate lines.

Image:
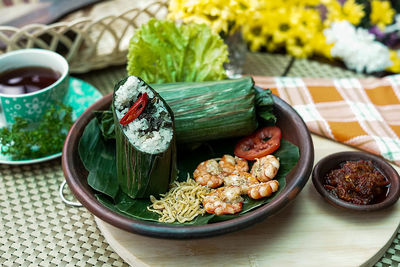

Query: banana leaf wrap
left=99, top=77, right=273, bottom=145
left=151, top=76, right=258, bottom=143
left=112, top=77, right=177, bottom=199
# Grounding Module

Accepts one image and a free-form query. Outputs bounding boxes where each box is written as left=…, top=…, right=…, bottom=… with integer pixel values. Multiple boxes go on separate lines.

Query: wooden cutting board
left=95, top=134, right=400, bottom=267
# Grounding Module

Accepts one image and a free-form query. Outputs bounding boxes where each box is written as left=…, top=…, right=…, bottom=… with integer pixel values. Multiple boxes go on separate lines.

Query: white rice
left=114, top=76, right=154, bottom=110
left=115, top=76, right=173, bottom=154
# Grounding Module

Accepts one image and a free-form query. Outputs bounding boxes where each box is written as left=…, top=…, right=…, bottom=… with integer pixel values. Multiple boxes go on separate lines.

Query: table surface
left=0, top=52, right=398, bottom=267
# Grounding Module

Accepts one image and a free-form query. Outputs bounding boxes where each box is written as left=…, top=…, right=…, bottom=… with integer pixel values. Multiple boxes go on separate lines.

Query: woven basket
left=0, top=1, right=168, bottom=73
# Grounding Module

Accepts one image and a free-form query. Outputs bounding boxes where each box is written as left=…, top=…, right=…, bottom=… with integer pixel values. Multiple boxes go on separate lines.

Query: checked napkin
left=253, top=75, right=400, bottom=167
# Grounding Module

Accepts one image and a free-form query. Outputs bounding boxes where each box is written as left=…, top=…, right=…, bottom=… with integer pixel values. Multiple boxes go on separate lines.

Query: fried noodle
left=147, top=176, right=210, bottom=223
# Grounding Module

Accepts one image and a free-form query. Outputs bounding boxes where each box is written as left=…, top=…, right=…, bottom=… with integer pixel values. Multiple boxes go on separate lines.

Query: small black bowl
left=312, top=151, right=400, bottom=211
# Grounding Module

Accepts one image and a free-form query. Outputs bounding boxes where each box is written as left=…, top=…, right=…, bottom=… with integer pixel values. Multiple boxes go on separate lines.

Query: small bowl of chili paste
left=312, top=151, right=400, bottom=211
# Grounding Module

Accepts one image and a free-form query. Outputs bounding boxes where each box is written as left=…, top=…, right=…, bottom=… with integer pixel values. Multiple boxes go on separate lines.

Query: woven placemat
left=0, top=160, right=128, bottom=266
left=0, top=52, right=398, bottom=267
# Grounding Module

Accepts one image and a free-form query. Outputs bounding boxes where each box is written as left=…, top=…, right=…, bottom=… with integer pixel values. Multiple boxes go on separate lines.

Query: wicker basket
left=0, top=1, right=168, bottom=73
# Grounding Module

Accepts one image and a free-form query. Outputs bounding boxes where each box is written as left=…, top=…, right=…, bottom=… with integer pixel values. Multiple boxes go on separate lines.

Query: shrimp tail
left=250, top=155, right=280, bottom=182
left=203, top=186, right=243, bottom=215
left=248, top=180, right=279, bottom=199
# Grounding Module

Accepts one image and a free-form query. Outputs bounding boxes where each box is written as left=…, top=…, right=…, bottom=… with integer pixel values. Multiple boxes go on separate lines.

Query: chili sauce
left=323, top=160, right=390, bottom=205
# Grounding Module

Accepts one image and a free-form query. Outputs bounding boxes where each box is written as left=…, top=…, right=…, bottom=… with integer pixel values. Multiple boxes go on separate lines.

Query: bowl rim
left=62, top=92, right=314, bottom=239
left=312, top=151, right=400, bottom=211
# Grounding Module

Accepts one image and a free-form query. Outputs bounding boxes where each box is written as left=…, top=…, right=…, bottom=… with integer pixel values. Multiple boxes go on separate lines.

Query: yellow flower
left=168, top=0, right=250, bottom=34
left=342, top=0, right=364, bottom=25
left=370, top=0, right=395, bottom=30
left=242, top=0, right=328, bottom=58
left=169, top=0, right=368, bottom=60
left=311, top=32, right=333, bottom=59
left=324, top=0, right=364, bottom=26
left=386, top=50, right=400, bottom=73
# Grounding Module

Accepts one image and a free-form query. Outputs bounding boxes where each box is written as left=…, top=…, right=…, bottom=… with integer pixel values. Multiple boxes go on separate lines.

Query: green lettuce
left=127, top=19, right=228, bottom=83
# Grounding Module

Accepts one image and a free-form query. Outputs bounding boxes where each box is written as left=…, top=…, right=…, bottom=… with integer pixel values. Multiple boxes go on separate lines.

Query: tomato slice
left=234, top=126, right=281, bottom=160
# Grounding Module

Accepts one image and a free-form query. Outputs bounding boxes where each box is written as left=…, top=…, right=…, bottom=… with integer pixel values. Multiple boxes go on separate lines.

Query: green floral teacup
left=0, top=49, right=69, bottom=127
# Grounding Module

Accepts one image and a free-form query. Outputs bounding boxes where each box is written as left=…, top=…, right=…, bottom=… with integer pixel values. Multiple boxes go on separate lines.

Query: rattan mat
left=0, top=53, right=398, bottom=267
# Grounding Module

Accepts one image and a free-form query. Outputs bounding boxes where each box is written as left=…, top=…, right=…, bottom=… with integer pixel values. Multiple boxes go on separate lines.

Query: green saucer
left=0, top=77, right=103, bottom=165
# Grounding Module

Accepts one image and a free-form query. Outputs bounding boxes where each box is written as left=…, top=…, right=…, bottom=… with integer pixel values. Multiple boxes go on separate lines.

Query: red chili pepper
left=119, top=92, right=148, bottom=125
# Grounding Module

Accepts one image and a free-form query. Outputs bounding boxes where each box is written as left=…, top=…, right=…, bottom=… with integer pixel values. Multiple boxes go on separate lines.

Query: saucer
left=0, top=77, right=103, bottom=165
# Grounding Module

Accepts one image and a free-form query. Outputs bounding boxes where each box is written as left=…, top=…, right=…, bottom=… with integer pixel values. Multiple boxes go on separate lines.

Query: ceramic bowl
left=312, top=151, right=400, bottom=211
left=62, top=92, right=314, bottom=239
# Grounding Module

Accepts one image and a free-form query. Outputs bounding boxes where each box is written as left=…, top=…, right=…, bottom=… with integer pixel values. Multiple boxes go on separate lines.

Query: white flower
left=324, top=21, right=392, bottom=73
left=25, top=97, right=44, bottom=115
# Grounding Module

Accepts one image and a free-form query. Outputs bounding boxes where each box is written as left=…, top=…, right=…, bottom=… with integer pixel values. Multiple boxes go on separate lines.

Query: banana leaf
left=151, top=77, right=258, bottom=143
left=93, top=77, right=276, bottom=143
left=112, top=77, right=177, bottom=199
left=79, top=117, right=299, bottom=225
left=94, top=110, right=115, bottom=140
left=78, top=118, right=118, bottom=199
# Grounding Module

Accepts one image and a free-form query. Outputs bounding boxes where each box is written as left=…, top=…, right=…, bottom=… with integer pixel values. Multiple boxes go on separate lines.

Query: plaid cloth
left=254, top=75, right=400, bottom=167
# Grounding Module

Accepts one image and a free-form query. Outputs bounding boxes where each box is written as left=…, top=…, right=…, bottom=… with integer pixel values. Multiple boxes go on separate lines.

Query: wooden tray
left=95, top=134, right=400, bottom=267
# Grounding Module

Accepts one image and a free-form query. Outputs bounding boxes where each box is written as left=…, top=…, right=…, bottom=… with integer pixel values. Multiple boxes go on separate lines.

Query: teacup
left=0, top=49, right=69, bottom=127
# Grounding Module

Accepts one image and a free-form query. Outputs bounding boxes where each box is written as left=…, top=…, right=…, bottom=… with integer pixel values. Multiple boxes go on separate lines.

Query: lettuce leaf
left=127, top=19, right=228, bottom=83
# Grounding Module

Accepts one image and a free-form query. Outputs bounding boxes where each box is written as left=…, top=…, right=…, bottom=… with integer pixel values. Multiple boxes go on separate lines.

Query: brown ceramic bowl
left=312, top=151, right=400, bottom=211
left=62, top=91, right=314, bottom=239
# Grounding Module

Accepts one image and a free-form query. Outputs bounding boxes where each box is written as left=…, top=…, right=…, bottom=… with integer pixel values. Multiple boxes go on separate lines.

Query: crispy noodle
left=147, top=175, right=210, bottom=223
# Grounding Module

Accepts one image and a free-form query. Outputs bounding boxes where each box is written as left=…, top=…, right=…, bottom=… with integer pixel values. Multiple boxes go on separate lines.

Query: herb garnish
left=0, top=103, right=73, bottom=160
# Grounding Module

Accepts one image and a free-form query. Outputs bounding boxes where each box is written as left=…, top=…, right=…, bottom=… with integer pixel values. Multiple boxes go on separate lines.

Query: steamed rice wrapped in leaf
left=152, top=76, right=259, bottom=143
left=99, top=77, right=274, bottom=146
left=112, top=76, right=177, bottom=199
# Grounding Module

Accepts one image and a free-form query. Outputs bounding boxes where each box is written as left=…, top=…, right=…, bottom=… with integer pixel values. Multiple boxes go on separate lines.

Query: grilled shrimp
left=203, top=186, right=243, bottom=215
left=250, top=155, right=280, bottom=182
left=248, top=180, right=279, bottom=199
left=223, top=171, right=259, bottom=194
left=219, top=155, right=249, bottom=175
left=193, top=159, right=224, bottom=188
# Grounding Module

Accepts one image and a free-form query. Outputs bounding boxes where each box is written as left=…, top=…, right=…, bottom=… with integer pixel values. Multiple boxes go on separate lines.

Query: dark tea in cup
left=0, top=66, right=61, bottom=95
left=0, top=49, right=69, bottom=127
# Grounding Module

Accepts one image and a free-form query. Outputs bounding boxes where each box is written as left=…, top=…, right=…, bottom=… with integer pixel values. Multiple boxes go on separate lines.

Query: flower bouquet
left=168, top=0, right=400, bottom=75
